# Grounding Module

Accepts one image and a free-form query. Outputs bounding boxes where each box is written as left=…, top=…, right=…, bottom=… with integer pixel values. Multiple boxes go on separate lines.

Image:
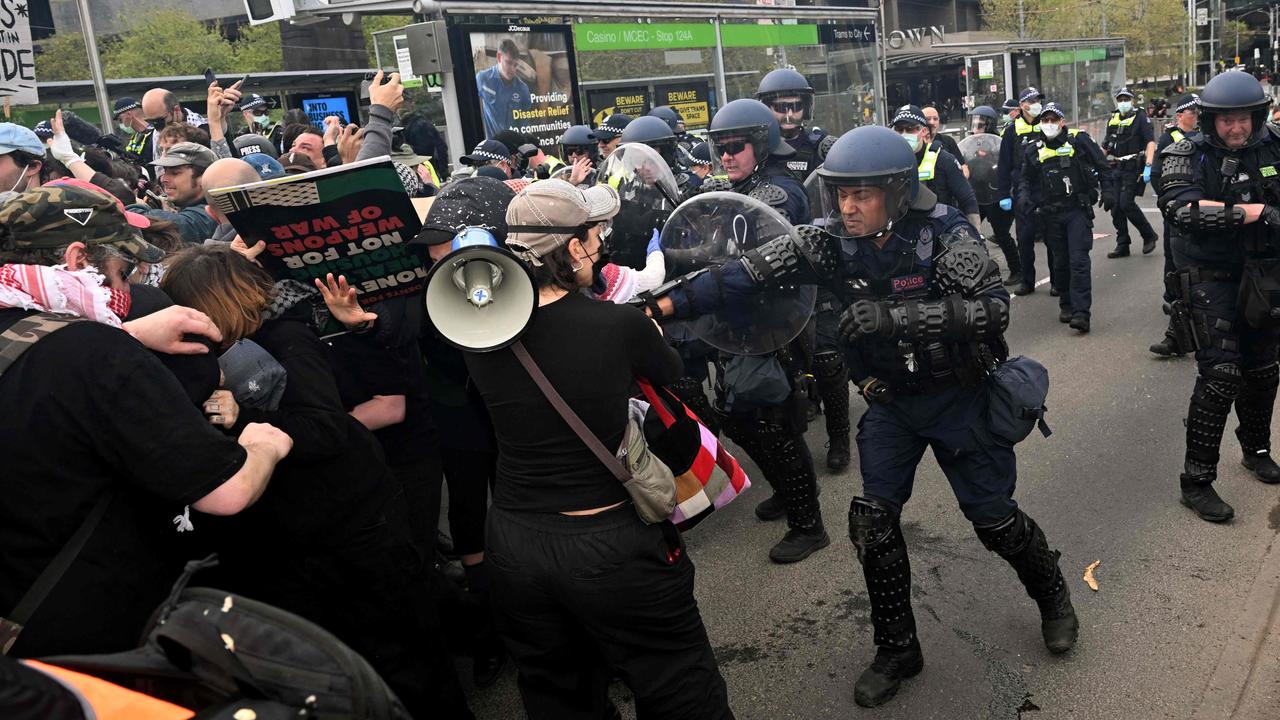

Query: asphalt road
left=464, top=195, right=1280, bottom=720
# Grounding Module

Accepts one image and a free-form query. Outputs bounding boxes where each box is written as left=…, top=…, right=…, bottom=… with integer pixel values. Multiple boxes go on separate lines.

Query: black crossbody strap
left=510, top=340, right=630, bottom=482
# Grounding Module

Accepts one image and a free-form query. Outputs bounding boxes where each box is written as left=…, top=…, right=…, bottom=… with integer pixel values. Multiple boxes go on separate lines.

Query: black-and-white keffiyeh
left=263, top=279, right=318, bottom=321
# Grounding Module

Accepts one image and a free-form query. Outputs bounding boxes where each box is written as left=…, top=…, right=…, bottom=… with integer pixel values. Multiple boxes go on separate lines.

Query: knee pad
left=1194, top=363, right=1243, bottom=410
left=1243, top=362, right=1280, bottom=389
left=973, top=509, right=1033, bottom=556
left=848, top=496, right=897, bottom=558
left=813, top=351, right=845, bottom=382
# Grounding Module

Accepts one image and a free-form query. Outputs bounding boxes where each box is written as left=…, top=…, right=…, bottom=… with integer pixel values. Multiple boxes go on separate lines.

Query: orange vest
left=21, top=660, right=194, bottom=720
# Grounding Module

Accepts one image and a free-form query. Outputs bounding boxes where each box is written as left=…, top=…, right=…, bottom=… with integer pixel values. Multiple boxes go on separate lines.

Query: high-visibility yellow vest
left=1015, top=116, right=1039, bottom=136
left=420, top=159, right=441, bottom=187
left=1170, top=129, right=1186, bottom=143
left=1037, top=141, right=1075, bottom=163
left=1108, top=112, right=1138, bottom=129
left=917, top=147, right=940, bottom=181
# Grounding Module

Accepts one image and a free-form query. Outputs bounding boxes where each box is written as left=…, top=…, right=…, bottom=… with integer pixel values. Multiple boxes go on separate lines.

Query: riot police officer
left=1017, top=102, right=1114, bottom=333
left=967, top=105, right=1023, bottom=286
left=649, top=124, right=1078, bottom=705
left=892, top=104, right=979, bottom=229
left=756, top=68, right=834, bottom=182
left=1102, top=87, right=1160, bottom=258
left=999, top=87, right=1049, bottom=296
left=621, top=115, right=701, bottom=196
left=649, top=105, right=696, bottom=155
left=1149, top=93, right=1201, bottom=357
left=557, top=124, right=599, bottom=186
left=693, top=98, right=829, bottom=562
left=1156, top=71, right=1280, bottom=523
left=593, top=112, right=632, bottom=160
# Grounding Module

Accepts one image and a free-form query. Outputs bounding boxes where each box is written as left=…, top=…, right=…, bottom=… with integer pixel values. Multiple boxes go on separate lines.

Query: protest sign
left=0, top=0, right=37, bottom=105
left=208, top=157, right=427, bottom=307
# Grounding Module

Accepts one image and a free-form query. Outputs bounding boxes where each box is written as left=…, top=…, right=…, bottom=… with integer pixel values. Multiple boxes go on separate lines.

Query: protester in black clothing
left=0, top=184, right=291, bottom=658
left=465, top=180, right=734, bottom=719
left=161, top=245, right=474, bottom=720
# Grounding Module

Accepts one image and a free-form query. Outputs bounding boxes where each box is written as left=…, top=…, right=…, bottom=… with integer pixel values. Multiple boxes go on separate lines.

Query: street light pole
left=74, top=0, right=113, bottom=134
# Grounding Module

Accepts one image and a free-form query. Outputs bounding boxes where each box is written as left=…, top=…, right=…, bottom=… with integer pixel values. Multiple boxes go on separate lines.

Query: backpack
left=40, top=556, right=412, bottom=720
left=986, top=356, right=1052, bottom=445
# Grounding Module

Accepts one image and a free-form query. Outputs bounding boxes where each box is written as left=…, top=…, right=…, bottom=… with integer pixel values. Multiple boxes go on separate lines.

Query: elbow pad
left=1172, top=202, right=1244, bottom=232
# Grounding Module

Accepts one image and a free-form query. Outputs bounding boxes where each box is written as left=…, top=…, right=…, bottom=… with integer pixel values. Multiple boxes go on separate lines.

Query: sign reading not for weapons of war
left=209, top=157, right=427, bottom=307
left=0, top=0, right=37, bottom=105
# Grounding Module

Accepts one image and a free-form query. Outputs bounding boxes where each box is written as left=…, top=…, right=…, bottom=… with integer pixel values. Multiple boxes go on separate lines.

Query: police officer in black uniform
left=1156, top=71, right=1280, bottom=523
left=649, top=105, right=696, bottom=156
left=687, top=98, right=828, bottom=562
left=1102, top=86, right=1160, bottom=258
left=756, top=68, right=835, bottom=183
left=968, top=105, right=1024, bottom=287
left=999, top=87, right=1049, bottom=296
left=593, top=112, right=632, bottom=161
left=892, top=104, right=979, bottom=229
left=621, top=115, right=702, bottom=197
left=557, top=124, right=600, bottom=186
left=1149, top=94, right=1201, bottom=357
left=648, top=124, right=1079, bottom=706
left=1017, top=102, right=1114, bottom=333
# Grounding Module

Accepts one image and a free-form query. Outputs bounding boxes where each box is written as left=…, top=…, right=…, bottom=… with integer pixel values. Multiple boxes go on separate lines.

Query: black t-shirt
left=328, top=332, right=438, bottom=467
left=0, top=309, right=247, bottom=657
left=464, top=292, right=683, bottom=513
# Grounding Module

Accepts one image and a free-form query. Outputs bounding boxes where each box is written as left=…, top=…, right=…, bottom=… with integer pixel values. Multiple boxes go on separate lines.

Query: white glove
left=48, top=130, right=82, bottom=167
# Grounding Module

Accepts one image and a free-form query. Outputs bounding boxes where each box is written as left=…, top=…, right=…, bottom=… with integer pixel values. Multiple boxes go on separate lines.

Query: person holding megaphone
left=440, top=179, right=735, bottom=719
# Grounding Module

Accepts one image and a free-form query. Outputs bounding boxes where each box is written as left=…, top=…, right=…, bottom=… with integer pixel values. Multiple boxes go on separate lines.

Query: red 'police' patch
left=891, top=274, right=927, bottom=293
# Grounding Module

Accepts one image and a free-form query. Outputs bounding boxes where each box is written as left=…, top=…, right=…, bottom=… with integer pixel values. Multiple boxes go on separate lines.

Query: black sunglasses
left=771, top=100, right=805, bottom=114
left=717, top=140, right=750, bottom=157
left=145, top=116, right=168, bottom=130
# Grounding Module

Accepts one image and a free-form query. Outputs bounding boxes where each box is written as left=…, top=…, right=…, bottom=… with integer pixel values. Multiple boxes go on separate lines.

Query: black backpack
left=41, top=556, right=411, bottom=720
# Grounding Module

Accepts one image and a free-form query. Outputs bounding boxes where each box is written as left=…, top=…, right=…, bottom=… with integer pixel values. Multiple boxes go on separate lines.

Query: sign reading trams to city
left=0, top=0, right=37, bottom=105
left=656, top=83, right=712, bottom=130
left=209, top=157, right=428, bottom=308
left=587, top=88, right=650, bottom=127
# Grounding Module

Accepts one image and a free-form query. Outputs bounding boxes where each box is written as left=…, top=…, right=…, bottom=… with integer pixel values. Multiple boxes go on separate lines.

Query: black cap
left=112, top=97, right=140, bottom=117
left=890, top=104, right=928, bottom=128
left=237, top=94, right=268, bottom=111
left=461, top=139, right=512, bottom=166
left=416, top=177, right=516, bottom=246
left=594, top=113, right=633, bottom=140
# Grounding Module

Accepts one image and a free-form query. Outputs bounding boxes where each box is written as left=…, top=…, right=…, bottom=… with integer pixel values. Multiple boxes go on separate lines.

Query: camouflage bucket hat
left=0, top=184, right=165, bottom=263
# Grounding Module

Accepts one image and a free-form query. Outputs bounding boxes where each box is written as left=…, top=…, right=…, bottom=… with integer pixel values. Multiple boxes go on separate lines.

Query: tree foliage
left=35, top=7, right=284, bottom=82
left=980, top=0, right=1189, bottom=81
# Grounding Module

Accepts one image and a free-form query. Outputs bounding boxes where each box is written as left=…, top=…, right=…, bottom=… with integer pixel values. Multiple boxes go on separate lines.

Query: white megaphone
left=424, top=226, right=537, bottom=352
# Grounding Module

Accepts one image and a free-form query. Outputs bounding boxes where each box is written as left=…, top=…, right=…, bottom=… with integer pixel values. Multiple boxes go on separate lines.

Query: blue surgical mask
left=1117, top=101, right=1133, bottom=114
left=252, top=113, right=271, bottom=127
left=899, top=132, right=920, bottom=151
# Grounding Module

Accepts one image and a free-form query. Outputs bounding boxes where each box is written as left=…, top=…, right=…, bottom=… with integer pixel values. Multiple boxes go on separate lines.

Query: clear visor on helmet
left=708, top=127, right=769, bottom=175
left=818, top=171, right=913, bottom=240
left=641, top=137, right=678, bottom=168
left=970, top=115, right=992, bottom=134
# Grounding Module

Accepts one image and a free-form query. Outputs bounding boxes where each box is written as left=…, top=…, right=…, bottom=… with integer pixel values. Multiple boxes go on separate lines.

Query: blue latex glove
left=1142, top=165, right=1151, bottom=183
left=646, top=228, right=662, bottom=255
left=998, top=198, right=1013, bottom=211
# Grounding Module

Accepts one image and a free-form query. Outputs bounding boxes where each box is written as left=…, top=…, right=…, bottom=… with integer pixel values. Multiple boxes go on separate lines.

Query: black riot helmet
left=559, top=124, right=599, bottom=163
left=648, top=105, right=685, bottom=135
left=1198, top=71, right=1272, bottom=150
left=756, top=68, right=814, bottom=138
left=817, top=125, right=918, bottom=240
left=708, top=98, right=782, bottom=175
left=620, top=115, right=679, bottom=167
left=968, top=105, right=999, bottom=135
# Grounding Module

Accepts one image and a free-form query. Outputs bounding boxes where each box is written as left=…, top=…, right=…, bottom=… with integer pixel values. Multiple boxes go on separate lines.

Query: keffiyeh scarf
left=0, top=263, right=131, bottom=327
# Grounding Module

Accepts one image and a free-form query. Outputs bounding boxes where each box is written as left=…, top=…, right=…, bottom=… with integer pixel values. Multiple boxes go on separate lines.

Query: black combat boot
left=849, top=498, right=924, bottom=707
left=1181, top=367, right=1241, bottom=522
left=1069, top=315, right=1090, bottom=334
left=975, top=510, right=1079, bottom=654
left=1142, top=235, right=1158, bottom=254
left=756, top=426, right=829, bottom=563
left=1236, top=363, right=1280, bottom=484
left=826, top=434, right=851, bottom=471
left=1107, top=245, right=1130, bottom=258
left=1149, top=331, right=1185, bottom=357
left=754, top=494, right=786, bottom=521
left=1003, top=273, right=1023, bottom=287
left=1013, top=282, right=1036, bottom=296
left=769, top=522, right=831, bottom=564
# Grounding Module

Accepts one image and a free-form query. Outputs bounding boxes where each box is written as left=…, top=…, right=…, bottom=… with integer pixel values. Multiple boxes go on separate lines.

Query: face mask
left=1117, top=101, right=1133, bottom=114
left=1028, top=103, right=1043, bottom=117
left=252, top=114, right=271, bottom=127
left=899, top=132, right=920, bottom=151
left=1040, top=122, right=1061, bottom=139
left=0, top=164, right=30, bottom=204
left=120, top=125, right=136, bottom=137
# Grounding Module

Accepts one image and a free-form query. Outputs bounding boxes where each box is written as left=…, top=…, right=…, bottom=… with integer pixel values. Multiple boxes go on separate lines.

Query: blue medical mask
left=1117, top=100, right=1133, bottom=114
left=252, top=113, right=271, bottom=127
left=898, top=132, right=920, bottom=151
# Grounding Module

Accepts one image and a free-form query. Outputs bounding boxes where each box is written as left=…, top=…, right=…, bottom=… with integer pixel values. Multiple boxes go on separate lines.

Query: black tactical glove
left=1261, top=205, right=1280, bottom=228
left=839, top=299, right=893, bottom=342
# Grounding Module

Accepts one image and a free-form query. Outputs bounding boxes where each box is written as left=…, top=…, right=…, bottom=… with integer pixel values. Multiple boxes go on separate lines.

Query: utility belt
left=859, top=338, right=997, bottom=399
left=1106, top=152, right=1142, bottom=167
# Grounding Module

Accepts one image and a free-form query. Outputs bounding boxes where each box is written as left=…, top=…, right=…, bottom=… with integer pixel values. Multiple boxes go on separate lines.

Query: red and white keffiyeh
left=0, top=263, right=131, bottom=327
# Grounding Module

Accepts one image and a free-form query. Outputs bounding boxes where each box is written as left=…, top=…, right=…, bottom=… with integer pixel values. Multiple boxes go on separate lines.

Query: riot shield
left=958, top=133, right=1002, bottom=207
left=601, top=144, right=681, bottom=269
left=660, top=191, right=816, bottom=356
left=803, top=168, right=824, bottom=225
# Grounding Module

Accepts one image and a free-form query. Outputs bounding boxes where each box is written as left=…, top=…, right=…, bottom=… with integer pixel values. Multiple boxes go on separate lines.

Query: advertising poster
left=466, top=24, right=579, bottom=149
left=655, top=83, right=711, bottom=131
left=208, top=157, right=427, bottom=308
left=587, top=88, right=650, bottom=127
